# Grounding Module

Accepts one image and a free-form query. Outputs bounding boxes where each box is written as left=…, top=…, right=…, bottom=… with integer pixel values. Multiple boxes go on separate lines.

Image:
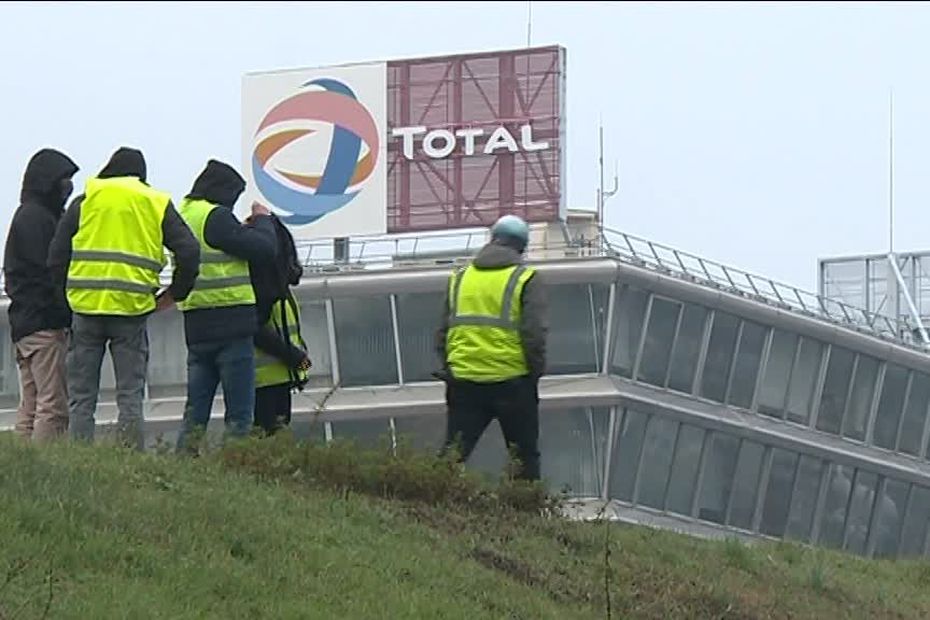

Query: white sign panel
left=241, top=62, right=387, bottom=239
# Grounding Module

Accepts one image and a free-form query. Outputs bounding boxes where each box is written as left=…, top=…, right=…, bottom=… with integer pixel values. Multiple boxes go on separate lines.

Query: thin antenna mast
left=889, top=88, right=895, bottom=253
left=527, top=1, right=532, bottom=47
left=883, top=88, right=930, bottom=346
left=598, top=122, right=604, bottom=226
left=597, top=121, right=619, bottom=230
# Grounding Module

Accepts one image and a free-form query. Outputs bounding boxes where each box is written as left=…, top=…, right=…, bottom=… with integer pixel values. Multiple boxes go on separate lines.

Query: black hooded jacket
left=180, top=159, right=277, bottom=345
left=47, top=147, right=201, bottom=315
left=3, top=149, right=78, bottom=342
left=98, top=147, right=147, bottom=181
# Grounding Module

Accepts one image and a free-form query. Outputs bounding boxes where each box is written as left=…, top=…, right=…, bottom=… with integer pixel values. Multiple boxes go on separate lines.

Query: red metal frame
left=386, top=46, right=565, bottom=234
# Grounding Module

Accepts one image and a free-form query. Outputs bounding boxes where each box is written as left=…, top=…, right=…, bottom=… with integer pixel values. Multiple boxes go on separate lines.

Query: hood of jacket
left=98, top=147, right=147, bottom=182
left=472, top=239, right=524, bottom=269
left=186, top=159, right=246, bottom=209
left=19, top=148, right=78, bottom=212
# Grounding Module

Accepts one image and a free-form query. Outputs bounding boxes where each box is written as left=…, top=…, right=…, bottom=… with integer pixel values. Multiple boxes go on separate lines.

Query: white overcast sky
left=2, top=1, right=929, bottom=291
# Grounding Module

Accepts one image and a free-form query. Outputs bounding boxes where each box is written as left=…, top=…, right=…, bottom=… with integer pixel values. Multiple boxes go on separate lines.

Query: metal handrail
left=0, top=223, right=917, bottom=347
left=280, top=224, right=916, bottom=345
left=598, top=227, right=914, bottom=344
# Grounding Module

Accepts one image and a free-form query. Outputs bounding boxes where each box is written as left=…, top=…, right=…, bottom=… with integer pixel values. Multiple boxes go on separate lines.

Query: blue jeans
left=176, top=337, right=255, bottom=450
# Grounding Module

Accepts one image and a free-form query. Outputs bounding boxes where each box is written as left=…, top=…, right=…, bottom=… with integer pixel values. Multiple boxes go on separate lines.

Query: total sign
left=243, top=61, right=552, bottom=240
left=392, top=124, right=550, bottom=160
left=242, top=62, right=388, bottom=239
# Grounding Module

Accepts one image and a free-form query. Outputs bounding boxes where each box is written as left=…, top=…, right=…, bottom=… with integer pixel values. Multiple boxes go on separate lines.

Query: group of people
left=5, top=144, right=548, bottom=481
left=4, top=147, right=311, bottom=451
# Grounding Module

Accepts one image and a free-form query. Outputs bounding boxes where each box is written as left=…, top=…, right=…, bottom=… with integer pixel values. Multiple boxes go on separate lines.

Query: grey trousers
left=68, top=314, right=149, bottom=450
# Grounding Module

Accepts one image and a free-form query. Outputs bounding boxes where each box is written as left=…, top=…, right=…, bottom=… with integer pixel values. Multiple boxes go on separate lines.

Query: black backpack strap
left=285, top=291, right=305, bottom=351
left=277, top=291, right=307, bottom=390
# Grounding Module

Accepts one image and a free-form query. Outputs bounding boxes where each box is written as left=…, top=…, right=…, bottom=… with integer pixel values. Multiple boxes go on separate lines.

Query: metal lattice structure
left=821, top=251, right=930, bottom=335
left=386, top=46, right=565, bottom=233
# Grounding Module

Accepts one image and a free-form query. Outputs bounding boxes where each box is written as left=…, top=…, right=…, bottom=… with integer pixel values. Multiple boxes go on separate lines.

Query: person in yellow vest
left=435, top=215, right=548, bottom=481
left=246, top=212, right=311, bottom=435
left=253, top=289, right=310, bottom=434
left=47, top=147, right=200, bottom=450
left=173, top=160, right=277, bottom=451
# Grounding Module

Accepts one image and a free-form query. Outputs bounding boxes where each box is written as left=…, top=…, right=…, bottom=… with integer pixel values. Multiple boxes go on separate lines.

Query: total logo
left=250, top=78, right=379, bottom=226
left=392, top=124, right=550, bottom=160
left=250, top=76, right=551, bottom=226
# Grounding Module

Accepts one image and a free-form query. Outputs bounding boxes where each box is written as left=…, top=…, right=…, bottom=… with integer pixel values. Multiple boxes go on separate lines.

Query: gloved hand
left=291, top=356, right=311, bottom=393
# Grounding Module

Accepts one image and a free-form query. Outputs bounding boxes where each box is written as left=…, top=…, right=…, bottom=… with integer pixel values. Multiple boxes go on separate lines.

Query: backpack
left=268, top=215, right=308, bottom=391
left=270, top=214, right=303, bottom=293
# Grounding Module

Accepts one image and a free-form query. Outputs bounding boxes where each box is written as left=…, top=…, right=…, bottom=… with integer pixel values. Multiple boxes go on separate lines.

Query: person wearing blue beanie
left=435, top=214, right=548, bottom=481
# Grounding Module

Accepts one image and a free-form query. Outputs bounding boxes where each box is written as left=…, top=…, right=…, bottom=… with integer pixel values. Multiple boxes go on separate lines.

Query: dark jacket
left=3, top=149, right=78, bottom=342
left=180, top=160, right=277, bottom=345
left=47, top=147, right=201, bottom=314
left=436, top=240, right=548, bottom=379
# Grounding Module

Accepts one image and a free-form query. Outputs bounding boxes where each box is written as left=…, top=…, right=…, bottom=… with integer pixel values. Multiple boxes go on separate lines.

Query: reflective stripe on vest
left=255, top=293, right=308, bottom=389
left=176, top=199, right=255, bottom=312
left=445, top=264, right=534, bottom=382
left=67, top=176, right=168, bottom=316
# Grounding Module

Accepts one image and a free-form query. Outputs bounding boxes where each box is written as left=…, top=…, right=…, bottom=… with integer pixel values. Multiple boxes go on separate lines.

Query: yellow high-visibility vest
left=176, top=198, right=255, bottom=312
left=67, top=176, right=169, bottom=316
left=256, top=292, right=308, bottom=388
left=445, top=264, right=535, bottom=382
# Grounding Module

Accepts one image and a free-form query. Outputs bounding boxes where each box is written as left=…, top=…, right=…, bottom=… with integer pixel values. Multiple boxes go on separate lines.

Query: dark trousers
left=254, top=384, right=292, bottom=435
left=442, top=376, right=541, bottom=481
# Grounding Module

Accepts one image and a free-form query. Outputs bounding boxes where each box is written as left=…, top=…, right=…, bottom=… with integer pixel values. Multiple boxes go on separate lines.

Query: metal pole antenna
left=884, top=87, right=928, bottom=346
left=527, top=1, right=532, bottom=47
left=598, top=122, right=604, bottom=226
left=889, top=88, right=895, bottom=254
left=597, top=121, right=619, bottom=230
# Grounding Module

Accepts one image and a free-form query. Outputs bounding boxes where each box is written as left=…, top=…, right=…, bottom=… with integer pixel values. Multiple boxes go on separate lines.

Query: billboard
left=243, top=45, right=565, bottom=239
left=242, top=62, right=388, bottom=238
left=386, top=46, right=566, bottom=234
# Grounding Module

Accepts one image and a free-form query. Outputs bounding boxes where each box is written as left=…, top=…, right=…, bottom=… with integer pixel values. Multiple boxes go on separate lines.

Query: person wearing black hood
left=173, top=159, right=277, bottom=451
left=247, top=214, right=311, bottom=435
left=48, top=147, right=200, bottom=450
left=3, top=149, right=78, bottom=442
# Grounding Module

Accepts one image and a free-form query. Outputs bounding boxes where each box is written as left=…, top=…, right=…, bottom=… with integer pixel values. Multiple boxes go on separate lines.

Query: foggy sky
left=2, top=1, right=929, bottom=292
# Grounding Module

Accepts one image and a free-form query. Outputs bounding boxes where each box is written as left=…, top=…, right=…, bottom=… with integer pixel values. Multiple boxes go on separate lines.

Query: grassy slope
left=1, top=434, right=929, bottom=619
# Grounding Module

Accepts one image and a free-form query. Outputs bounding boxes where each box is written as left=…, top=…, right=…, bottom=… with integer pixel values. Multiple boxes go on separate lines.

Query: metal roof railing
left=282, top=225, right=918, bottom=347
left=597, top=227, right=918, bottom=347
left=0, top=224, right=918, bottom=348
left=294, top=228, right=490, bottom=270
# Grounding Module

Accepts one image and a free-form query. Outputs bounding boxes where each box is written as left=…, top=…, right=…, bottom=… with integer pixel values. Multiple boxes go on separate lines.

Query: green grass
left=1, top=432, right=929, bottom=619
